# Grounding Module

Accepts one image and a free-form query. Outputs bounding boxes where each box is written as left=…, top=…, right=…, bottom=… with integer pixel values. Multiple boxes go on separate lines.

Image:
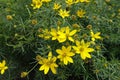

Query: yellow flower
left=79, top=0, right=90, bottom=3
left=53, top=3, right=61, bottom=10
left=21, top=72, right=28, bottom=78
left=77, top=9, right=86, bottom=18
left=50, top=27, right=66, bottom=43
left=39, top=52, right=58, bottom=74
left=73, top=40, right=94, bottom=60
left=90, top=30, right=102, bottom=41
left=38, top=29, right=51, bottom=40
left=6, top=15, right=13, bottom=20
left=31, top=19, right=37, bottom=25
left=0, top=60, right=8, bottom=74
left=65, top=0, right=74, bottom=6
left=36, top=55, right=43, bottom=62
left=56, top=46, right=75, bottom=65
left=31, top=0, right=43, bottom=9
left=59, top=9, right=70, bottom=18
left=65, top=26, right=77, bottom=42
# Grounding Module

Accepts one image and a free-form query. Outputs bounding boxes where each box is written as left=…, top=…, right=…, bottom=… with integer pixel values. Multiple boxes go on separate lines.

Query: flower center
left=62, top=53, right=67, bottom=57
left=79, top=47, right=84, bottom=52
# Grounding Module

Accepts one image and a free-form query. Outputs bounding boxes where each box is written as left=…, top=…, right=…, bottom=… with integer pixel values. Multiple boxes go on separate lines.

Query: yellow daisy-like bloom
left=65, top=26, right=77, bottom=42
left=31, top=0, right=43, bottom=9
left=6, top=15, right=13, bottom=20
left=53, top=3, right=61, bottom=10
left=77, top=9, right=86, bottom=18
left=39, top=52, right=58, bottom=74
left=0, top=60, right=8, bottom=75
left=59, top=9, right=70, bottom=18
left=73, top=40, right=94, bottom=60
left=56, top=46, right=75, bottom=65
left=79, top=0, right=90, bottom=3
left=50, top=27, right=66, bottom=43
left=65, top=0, right=74, bottom=6
left=38, top=29, right=51, bottom=40
left=90, top=30, right=102, bottom=41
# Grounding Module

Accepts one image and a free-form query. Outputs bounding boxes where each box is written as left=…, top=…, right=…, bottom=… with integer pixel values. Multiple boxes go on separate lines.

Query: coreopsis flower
left=21, top=72, right=28, bottom=78
left=90, top=30, right=102, bottom=41
left=6, top=15, right=13, bottom=20
left=65, top=0, right=74, bottom=6
left=73, top=40, right=94, bottom=60
left=31, top=19, right=37, bottom=25
left=39, top=52, right=58, bottom=74
left=79, top=0, right=90, bottom=3
left=53, top=3, right=61, bottom=10
left=59, top=9, right=70, bottom=18
left=31, top=0, right=43, bottom=9
left=77, top=9, right=86, bottom=18
left=0, top=60, right=8, bottom=74
left=64, top=26, right=77, bottom=42
left=36, top=55, right=43, bottom=62
left=50, top=27, right=66, bottom=43
left=56, top=46, right=75, bottom=65
left=38, top=29, right=51, bottom=40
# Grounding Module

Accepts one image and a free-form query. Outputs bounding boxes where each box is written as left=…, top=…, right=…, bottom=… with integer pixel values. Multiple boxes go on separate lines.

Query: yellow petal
left=53, top=63, right=58, bottom=67
left=90, top=30, right=94, bottom=35
left=92, top=38, right=95, bottom=41
left=50, top=66, right=57, bottom=74
left=52, top=57, right=57, bottom=62
left=81, top=52, right=91, bottom=60
left=72, top=46, right=79, bottom=51
left=62, top=46, right=66, bottom=51
left=65, top=26, right=70, bottom=34
left=57, top=55, right=62, bottom=59
left=67, top=46, right=71, bottom=51
left=96, top=32, right=100, bottom=36
left=48, top=51, right=52, bottom=60
left=63, top=58, right=68, bottom=65
left=39, top=65, right=45, bottom=71
left=66, top=57, right=73, bottom=63
left=80, top=53, right=86, bottom=60
left=1, top=70, right=5, bottom=74
left=44, top=66, right=49, bottom=74
left=52, top=37, right=57, bottom=40
left=67, top=52, right=75, bottom=56
left=2, top=60, right=6, bottom=66
left=86, top=48, right=94, bottom=52
left=86, top=53, right=91, bottom=58
left=68, top=37, right=74, bottom=42
left=81, top=39, right=85, bottom=45
left=69, top=30, right=77, bottom=36
left=56, top=49, right=62, bottom=54
left=4, top=66, right=8, bottom=70
left=58, top=38, right=66, bottom=43
left=75, top=40, right=80, bottom=46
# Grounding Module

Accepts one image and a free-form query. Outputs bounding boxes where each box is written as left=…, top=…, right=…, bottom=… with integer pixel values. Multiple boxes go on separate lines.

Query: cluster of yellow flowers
left=37, top=28, right=101, bottom=74
left=29, top=0, right=102, bottom=75
left=31, top=0, right=51, bottom=9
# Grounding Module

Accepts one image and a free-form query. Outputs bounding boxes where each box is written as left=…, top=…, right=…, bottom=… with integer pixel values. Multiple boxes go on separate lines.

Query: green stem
left=28, top=63, right=38, bottom=74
